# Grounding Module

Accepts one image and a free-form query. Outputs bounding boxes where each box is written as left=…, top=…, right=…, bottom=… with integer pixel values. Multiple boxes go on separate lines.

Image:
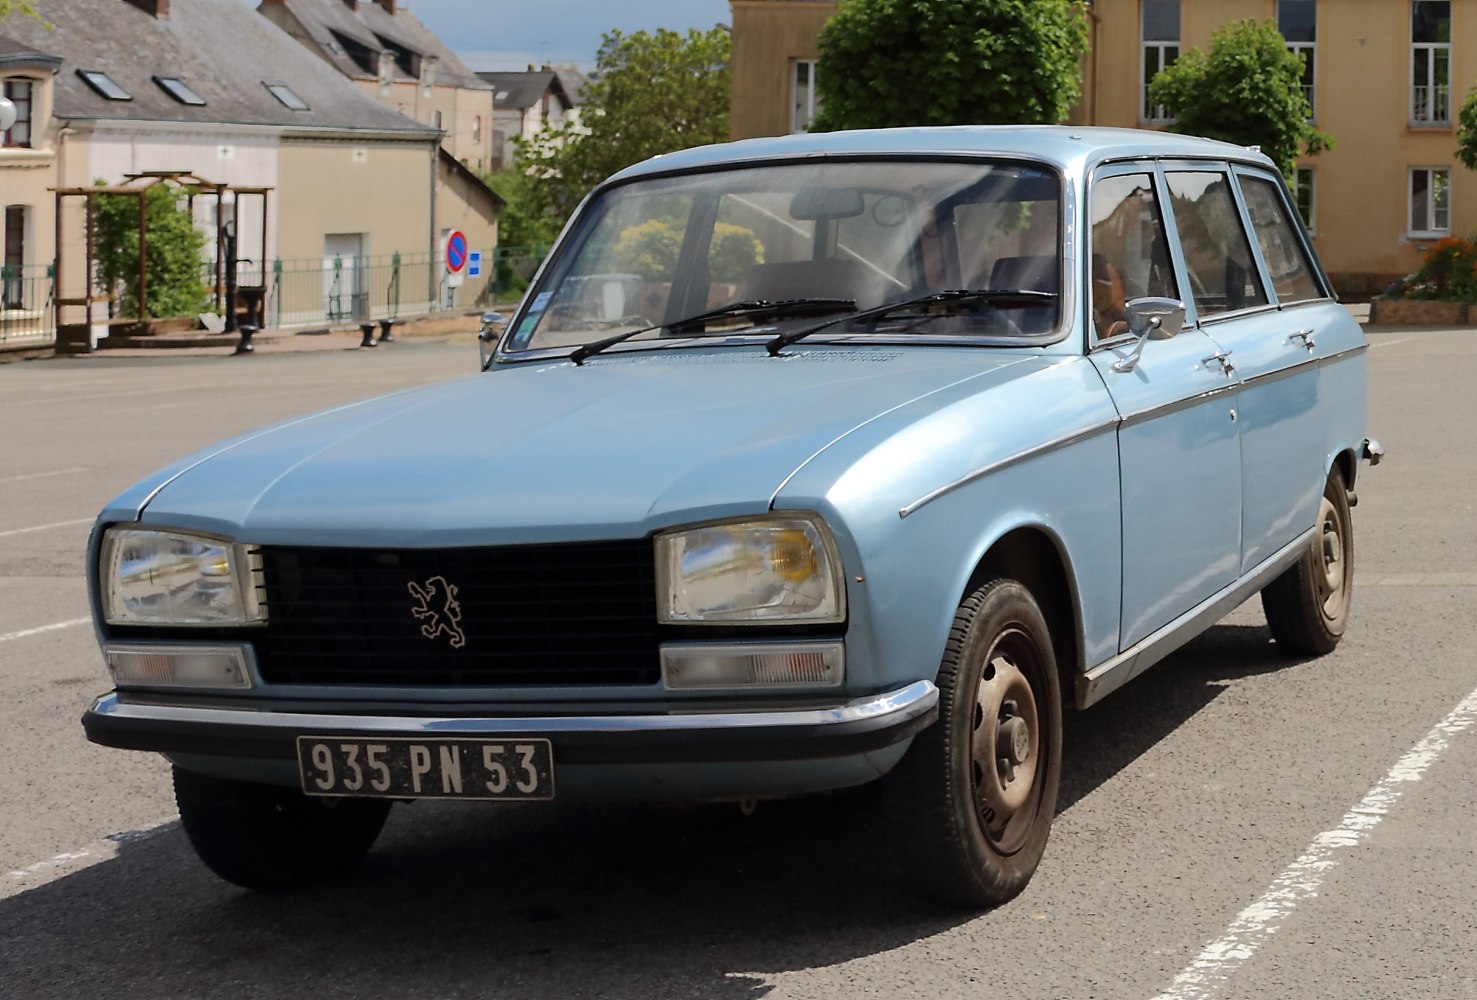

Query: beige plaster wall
left=352, top=79, right=495, bottom=173
left=275, top=138, right=435, bottom=262
left=729, top=0, right=837, bottom=140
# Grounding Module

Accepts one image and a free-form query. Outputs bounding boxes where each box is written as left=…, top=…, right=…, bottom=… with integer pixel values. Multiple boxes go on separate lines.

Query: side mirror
left=477, top=311, right=506, bottom=369
left=1112, top=297, right=1187, bottom=373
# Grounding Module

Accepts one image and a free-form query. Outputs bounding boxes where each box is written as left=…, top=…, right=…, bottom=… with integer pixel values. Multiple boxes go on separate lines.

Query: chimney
left=126, top=0, right=170, bottom=17
left=374, top=0, right=398, bottom=13
left=342, top=0, right=359, bottom=11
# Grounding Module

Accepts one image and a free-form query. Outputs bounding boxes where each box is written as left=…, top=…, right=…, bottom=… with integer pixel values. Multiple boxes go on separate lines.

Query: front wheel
left=1261, top=468, right=1353, bottom=656
left=893, top=577, right=1063, bottom=908
left=173, top=766, right=391, bottom=893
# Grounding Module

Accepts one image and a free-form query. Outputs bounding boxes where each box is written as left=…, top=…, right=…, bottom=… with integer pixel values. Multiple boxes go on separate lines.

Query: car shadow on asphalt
left=1058, top=620, right=1316, bottom=814
left=1, top=623, right=1316, bottom=999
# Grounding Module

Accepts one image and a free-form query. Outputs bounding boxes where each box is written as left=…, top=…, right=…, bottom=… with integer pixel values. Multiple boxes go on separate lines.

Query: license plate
left=297, top=736, right=555, bottom=801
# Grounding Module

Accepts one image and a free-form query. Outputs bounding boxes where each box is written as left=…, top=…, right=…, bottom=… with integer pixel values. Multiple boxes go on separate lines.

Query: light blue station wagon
left=84, top=126, right=1380, bottom=907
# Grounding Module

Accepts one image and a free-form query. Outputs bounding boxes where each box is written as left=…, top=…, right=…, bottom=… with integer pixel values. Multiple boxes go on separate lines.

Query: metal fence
left=0, top=263, right=54, bottom=347
left=0, top=245, right=551, bottom=347
left=262, top=245, right=550, bottom=330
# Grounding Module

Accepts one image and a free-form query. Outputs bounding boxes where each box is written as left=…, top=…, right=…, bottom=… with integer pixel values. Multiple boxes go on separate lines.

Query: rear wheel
left=173, top=766, right=391, bottom=893
left=894, top=577, right=1062, bottom=908
left=1261, top=468, right=1353, bottom=656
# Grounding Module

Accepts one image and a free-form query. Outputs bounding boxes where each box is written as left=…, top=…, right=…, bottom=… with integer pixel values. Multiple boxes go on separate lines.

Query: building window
left=432, top=110, right=443, bottom=130
left=472, top=114, right=482, bottom=143
left=1278, top=0, right=1316, bottom=116
left=1291, top=167, right=1315, bottom=233
left=153, top=76, right=206, bottom=106
left=1409, top=167, right=1450, bottom=235
left=378, top=51, right=394, bottom=94
left=1411, top=1, right=1451, bottom=124
left=264, top=83, right=310, bottom=111
left=2, top=78, right=33, bottom=147
left=76, top=69, right=131, bottom=101
left=791, top=59, right=819, bottom=133
left=1141, top=0, right=1180, bottom=123
left=3, top=205, right=25, bottom=309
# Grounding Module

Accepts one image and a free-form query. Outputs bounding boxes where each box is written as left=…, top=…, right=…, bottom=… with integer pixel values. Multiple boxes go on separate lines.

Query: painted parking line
left=1151, top=683, right=1477, bottom=1000
left=0, top=467, right=87, bottom=485
left=0, top=618, right=90, bottom=643
left=1367, top=572, right=1477, bottom=586
left=3, top=820, right=178, bottom=901
left=0, top=518, right=93, bottom=539
left=1369, top=338, right=1410, bottom=349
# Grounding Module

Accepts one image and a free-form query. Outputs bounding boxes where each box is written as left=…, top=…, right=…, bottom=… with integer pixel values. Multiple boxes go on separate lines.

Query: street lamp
left=0, top=95, right=17, bottom=134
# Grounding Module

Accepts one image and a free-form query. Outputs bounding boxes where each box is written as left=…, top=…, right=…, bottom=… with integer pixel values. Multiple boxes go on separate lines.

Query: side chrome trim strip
left=1119, top=383, right=1237, bottom=428
left=899, top=419, right=1118, bottom=519
left=1076, top=527, right=1314, bottom=709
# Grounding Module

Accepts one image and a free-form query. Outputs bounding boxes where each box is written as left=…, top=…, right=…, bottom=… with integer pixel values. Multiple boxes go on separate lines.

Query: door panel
left=1093, top=337, right=1241, bottom=649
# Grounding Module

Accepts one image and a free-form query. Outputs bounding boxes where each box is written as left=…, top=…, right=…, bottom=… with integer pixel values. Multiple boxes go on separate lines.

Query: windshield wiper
left=764, top=288, right=1057, bottom=356
left=567, top=298, right=857, bottom=365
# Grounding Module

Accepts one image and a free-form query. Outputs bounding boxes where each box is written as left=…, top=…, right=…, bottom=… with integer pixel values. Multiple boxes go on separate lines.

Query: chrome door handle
left=1203, top=351, right=1236, bottom=376
left=1290, top=328, right=1316, bottom=351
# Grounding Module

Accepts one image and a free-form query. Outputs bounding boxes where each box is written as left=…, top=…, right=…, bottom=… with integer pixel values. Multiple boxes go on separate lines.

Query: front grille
left=254, top=541, right=660, bottom=687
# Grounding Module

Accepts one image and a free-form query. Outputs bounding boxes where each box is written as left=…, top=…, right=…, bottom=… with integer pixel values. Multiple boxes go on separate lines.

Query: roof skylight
left=264, top=83, right=309, bottom=111
left=77, top=70, right=131, bottom=101
left=154, top=76, right=206, bottom=106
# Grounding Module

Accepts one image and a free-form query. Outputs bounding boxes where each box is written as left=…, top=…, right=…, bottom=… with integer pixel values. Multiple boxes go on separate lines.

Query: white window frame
left=1408, top=166, right=1451, bottom=237
left=1288, top=42, right=1315, bottom=116
left=791, top=59, right=818, bottom=133
left=1411, top=2, right=1451, bottom=125
left=1291, top=167, right=1316, bottom=235
left=1139, top=0, right=1180, bottom=125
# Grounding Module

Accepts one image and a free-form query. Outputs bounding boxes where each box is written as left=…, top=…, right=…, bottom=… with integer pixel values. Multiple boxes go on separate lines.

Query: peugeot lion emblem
left=408, top=575, right=466, bottom=649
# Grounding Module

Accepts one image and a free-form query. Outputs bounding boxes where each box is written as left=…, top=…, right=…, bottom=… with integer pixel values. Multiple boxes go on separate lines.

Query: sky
left=401, top=0, right=734, bottom=72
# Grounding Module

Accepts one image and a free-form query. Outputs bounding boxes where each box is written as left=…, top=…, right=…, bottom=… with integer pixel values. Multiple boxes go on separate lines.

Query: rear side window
left=1165, top=171, right=1269, bottom=318
left=1238, top=176, right=1324, bottom=304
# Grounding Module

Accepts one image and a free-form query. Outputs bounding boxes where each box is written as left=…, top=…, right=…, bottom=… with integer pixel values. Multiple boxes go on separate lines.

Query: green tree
left=0, top=2, right=41, bottom=20
left=809, top=0, right=1088, bottom=130
left=481, top=167, right=561, bottom=249
left=1454, top=91, right=1477, bottom=170
left=1146, top=19, right=1331, bottom=177
left=94, top=181, right=208, bottom=318
left=518, top=27, right=730, bottom=226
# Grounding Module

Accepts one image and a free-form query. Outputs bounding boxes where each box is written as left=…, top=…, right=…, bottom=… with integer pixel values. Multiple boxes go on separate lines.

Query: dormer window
left=264, top=83, right=309, bottom=111
left=77, top=69, right=131, bottom=101
left=154, top=76, right=206, bottom=106
left=2, top=79, right=34, bottom=147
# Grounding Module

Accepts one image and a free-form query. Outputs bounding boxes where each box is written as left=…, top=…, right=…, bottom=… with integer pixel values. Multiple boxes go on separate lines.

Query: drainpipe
left=428, top=139, right=438, bottom=307
left=1085, top=0, right=1100, bottom=125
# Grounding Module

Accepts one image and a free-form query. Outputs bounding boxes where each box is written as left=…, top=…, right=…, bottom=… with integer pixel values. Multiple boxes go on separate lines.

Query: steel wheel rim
left=1314, top=495, right=1349, bottom=624
left=969, top=627, right=1044, bottom=854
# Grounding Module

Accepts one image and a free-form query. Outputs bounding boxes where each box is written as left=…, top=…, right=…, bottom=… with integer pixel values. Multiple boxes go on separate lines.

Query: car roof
left=608, top=125, right=1277, bottom=182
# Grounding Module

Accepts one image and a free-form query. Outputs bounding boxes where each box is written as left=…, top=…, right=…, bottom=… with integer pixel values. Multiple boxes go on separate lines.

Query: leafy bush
left=708, top=223, right=764, bottom=283
left=94, top=181, right=208, bottom=318
left=611, top=220, right=683, bottom=281
left=1384, top=236, right=1477, bottom=302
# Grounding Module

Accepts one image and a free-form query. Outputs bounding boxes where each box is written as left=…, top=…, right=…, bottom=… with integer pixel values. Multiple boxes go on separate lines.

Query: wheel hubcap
left=970, top=646, right=1040, bottom=842
left=1314, top=495, right=1349, bottom=622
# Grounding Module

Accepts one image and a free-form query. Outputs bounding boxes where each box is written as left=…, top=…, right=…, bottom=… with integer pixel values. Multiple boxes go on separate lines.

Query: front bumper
left=82, top=681, right=939, bottom=766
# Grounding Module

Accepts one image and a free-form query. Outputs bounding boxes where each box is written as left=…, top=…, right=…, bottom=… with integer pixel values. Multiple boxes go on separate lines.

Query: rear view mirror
left=790, top=187, right=865, bottom=220
left=1112, top=297, right=1187, bottom=373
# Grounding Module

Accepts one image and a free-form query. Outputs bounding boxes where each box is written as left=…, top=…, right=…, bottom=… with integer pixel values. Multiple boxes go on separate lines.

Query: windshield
left=504, top=158, right=1063, bottom=355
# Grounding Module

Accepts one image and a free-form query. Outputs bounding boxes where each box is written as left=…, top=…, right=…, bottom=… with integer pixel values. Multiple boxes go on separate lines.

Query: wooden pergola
left=52, top=171, right=270, bottom=328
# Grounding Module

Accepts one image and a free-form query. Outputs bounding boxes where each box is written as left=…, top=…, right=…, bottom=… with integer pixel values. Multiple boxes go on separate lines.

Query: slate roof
left=262, top=0, right=489, bottom=91
left=477, top=70, right=570, bottom=112
left=0, top=0, right=437, bottom=134
left=0, top=35, right=63, bottom=69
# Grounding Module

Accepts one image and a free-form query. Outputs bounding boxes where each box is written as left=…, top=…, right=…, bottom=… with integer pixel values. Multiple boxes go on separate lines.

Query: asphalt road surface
left=1, top=329, right=1473, bottom=999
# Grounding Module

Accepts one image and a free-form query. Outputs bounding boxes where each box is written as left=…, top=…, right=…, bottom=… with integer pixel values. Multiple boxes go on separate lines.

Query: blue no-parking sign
left=445, top=230, right=468, bottom=274
left=468, top=251, right=482, bottom=278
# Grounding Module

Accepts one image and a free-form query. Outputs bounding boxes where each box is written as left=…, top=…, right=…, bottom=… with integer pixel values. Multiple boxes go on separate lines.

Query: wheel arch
left=963, top=525, right=1082, bottom=708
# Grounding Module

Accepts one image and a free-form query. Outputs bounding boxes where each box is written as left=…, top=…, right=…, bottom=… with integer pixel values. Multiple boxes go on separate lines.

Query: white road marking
left=0, top=618, right=90, bottom=643
left=0, top=518, right=93, bottom=539
left=3, top=821, right=177, bottom=900
left=0, top=467, right=87, bottom=484
left=1370, top=338, right=1409, bottom=349
left=1152, top=684, right=1477, bottom=1000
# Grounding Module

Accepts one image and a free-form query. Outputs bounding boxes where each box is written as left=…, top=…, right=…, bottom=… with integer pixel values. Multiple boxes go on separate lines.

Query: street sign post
left=445, top=230, right=468, bottom=289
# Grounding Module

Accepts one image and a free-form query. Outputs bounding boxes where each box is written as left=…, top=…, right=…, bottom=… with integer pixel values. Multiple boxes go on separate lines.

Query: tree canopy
left=94, top=182, right=209, bottom=319
left=1146, top=18, right=1331, bottom=177
left=1454, top=90, right=1477, bottom=171
left=0, top=2, right=41, bottom=20
left=810, top=0, right=1088, bottom=131
left=517, top=27, right=730, bottom=226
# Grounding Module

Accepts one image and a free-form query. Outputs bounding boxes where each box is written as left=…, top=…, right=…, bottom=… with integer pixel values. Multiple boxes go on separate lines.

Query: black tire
left=1261, top=468, right=1353, bottom=657
left=893, top=577, right=1063, bottom=908
left=173, top=766, right=391, bottom=893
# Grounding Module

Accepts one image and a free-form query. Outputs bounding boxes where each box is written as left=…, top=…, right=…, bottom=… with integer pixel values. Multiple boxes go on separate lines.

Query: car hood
left=130, top=347, right=1041, bottom=546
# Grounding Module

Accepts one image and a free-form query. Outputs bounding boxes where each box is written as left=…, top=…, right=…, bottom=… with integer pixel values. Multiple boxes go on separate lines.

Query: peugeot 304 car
left=83, top=126, right=1381, bottom=907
